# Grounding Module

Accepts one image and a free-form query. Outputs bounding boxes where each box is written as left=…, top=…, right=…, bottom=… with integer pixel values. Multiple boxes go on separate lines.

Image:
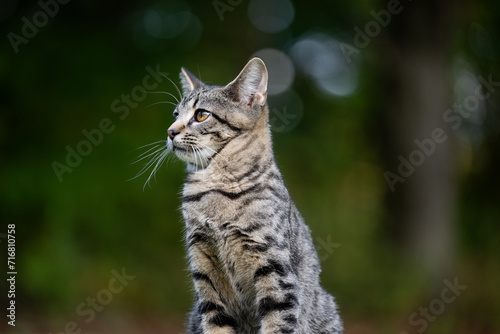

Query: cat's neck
left=185, top=106, right=277, bottom=192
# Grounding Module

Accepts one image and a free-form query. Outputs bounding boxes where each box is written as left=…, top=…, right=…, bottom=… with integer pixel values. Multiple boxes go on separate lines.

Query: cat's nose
left=168, top=128, right=180, bottom=140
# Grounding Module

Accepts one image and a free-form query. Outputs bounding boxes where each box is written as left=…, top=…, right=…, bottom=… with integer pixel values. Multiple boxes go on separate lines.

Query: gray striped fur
left=167, top=58, right=342, bottom=334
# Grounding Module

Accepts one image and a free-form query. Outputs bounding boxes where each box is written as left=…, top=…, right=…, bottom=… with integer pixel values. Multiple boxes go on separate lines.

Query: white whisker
left=191, top=144, right=201, bottom=172
left=133, top=143, right=163, bottom=158
left=132, top=140, right=166, bottom=150
left=197, top=146, right=209, bottom=175
left=147, top=91, right=179, bottom=103
left=145, top=101, right=178, bottom=109
left=130, top=150, right=165, bottom=180
left=160, top=72, right=183, bottom=101
left=205, top=149, right=225, bottom=174
left=132, top=146, right=164, bottom=164
left=202, top=145, right=230, bottom=164
left=144, top=149, right=169, bottom=190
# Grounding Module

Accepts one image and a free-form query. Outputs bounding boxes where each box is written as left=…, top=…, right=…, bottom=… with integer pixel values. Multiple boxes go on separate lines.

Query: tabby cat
left=166, top=58, right=342, bottom=333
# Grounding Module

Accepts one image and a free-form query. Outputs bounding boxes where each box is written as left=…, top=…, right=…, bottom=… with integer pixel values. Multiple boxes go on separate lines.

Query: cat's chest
left=182, top=179, right=260, bottom=220
left=182, top=200, right=259, bottom=250
left=181, top=184, right=274, bottom=262
left=181, top=175, right=290, bottom=259
left=183, top=199, right=264, bottom=304
left=182, top=194, right=241, bottom=231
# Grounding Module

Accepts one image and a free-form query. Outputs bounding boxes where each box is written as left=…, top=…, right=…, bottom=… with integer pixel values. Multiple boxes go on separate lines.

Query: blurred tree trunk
left=379, top=0, right=463, bottom=286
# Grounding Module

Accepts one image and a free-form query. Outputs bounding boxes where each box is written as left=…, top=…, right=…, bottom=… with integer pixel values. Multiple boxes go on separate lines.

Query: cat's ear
left=180, top=67, right=204, bottom=95
left=224, top=57, right=268, bottom=109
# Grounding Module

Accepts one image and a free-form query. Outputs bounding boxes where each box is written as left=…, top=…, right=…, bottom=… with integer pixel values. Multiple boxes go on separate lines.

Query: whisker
left=197, top=147, right=209, bottom=176
left=202, top=145, right=230, bottom=164
left=132, top=140, right=166, bottom=151
left=132, top=146, right=164, bottom=164
left=160, top=72, right=183, bottom=100
left=141, top=156, right=162, bottom=188
left=147, top=91, right=179, bottom=103
left=195, top=146, right=205, bottom=172
left=195, top=146, right=204, bottom=172
left=143, top=151, right=169, bottom=183
left=134, top=143, right=163, bottom=156
left=131, top=159, right=161, bottom=181
left=191, top=144, right=200, bottom=172
left=135, top=144, right=163, bottom=157
left=191, top=145, right=198, bottom=171
left=144, top=150, right=169, bottom=190
left=154, top=152, right=169, bottom=182
left=130, top=149, right=166, bottom=180
left=200, top=148, right=211, bottom=175
left=145, top=101, right=178, bottom=109
left=202, top=147, right=224, bottom=174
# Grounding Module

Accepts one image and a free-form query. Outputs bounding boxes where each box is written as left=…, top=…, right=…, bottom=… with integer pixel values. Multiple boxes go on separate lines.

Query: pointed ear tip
left=249, top=57, right=265, bottom=67
left=246, top=58, right=267, bottom=78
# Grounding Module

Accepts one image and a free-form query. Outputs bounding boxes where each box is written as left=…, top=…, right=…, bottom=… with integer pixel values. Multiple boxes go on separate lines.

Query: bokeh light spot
left=252, top=48, right=295, bottom=96
left=291, top=33, right=359, bottom=97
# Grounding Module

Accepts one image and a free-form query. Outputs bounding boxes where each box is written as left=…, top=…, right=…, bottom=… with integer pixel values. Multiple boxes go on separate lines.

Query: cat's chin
left=172, top=148, right=194, bottom=163
left=173, top=148, right=209, bottom=170
left=186, top=163, right=207, bottom=172
left=171, top=142, right=221, bottom=171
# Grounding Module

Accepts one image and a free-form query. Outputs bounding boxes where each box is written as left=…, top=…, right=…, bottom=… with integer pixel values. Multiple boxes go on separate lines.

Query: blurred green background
left=1, top=0, right=499, bottom=333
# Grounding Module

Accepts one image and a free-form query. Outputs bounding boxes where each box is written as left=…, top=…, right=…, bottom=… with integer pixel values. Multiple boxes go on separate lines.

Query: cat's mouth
left=167, top=136, right=221, bottom=170
left=170, top=142, right=212, bottom=168
left=172, top=144, right=190, bottom=152
left=167, top=138, right=189, bottom=153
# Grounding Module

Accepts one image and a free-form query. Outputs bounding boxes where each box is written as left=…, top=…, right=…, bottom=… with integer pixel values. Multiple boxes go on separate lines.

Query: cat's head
left=167, top=57, right=268, bottom=169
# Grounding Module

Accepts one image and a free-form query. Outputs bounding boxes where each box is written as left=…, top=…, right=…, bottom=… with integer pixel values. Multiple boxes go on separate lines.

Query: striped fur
left=168, top=58, right=342, bottom=333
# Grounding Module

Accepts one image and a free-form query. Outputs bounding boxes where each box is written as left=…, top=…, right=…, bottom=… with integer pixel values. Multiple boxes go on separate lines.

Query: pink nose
left=168, top=128, right=179, bottom=140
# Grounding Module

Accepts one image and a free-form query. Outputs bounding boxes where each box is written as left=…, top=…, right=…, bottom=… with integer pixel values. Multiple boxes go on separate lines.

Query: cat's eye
left=194, top=109, right=211, bottom=122
left=173, top=111, right=179, bottom=119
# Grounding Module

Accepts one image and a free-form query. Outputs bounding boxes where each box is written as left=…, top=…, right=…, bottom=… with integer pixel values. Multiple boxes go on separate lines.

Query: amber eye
left=194, top=109, right=211, bottom=122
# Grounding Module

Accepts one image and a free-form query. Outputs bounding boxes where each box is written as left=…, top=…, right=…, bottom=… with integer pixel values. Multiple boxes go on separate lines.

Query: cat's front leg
left=254, top=258, right=301, bottom=334
left=190, top=272, right=238, bottom=334
left=194, top=295, right=237, bottom=334
left=188, top=247, right=237, bottom=334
